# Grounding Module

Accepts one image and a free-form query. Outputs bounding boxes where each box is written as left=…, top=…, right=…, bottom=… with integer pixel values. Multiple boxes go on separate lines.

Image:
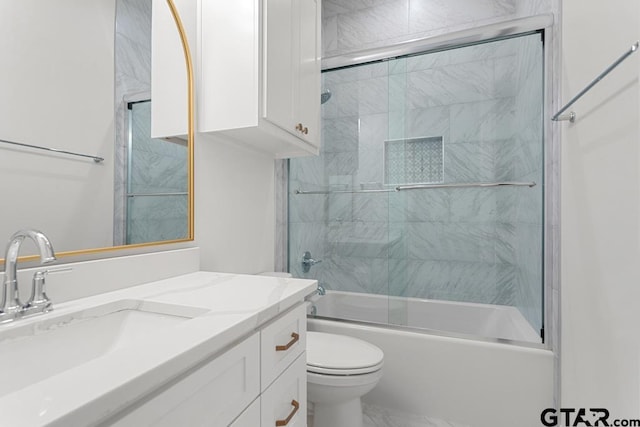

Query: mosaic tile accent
left=384, top=136, right=444, bottom=185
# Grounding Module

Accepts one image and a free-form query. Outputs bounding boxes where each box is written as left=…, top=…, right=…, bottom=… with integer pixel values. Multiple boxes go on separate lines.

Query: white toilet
left=307, top=331, right=384, bottom=427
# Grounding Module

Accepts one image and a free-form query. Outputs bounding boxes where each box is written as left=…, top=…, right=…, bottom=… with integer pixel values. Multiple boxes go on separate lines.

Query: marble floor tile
left=308, top=403, right=469, bottom=427
left=363, top=404, right=470, bottom=427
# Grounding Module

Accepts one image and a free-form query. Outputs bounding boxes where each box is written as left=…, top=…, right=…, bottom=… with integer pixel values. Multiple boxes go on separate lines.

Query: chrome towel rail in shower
left=294, top=181, right=536, bottom=195
left=127, top=192, right=188, bottom=197
left=552, top=41, right=639, bottom=122
left=295, top=188, right=396, bottom=195
left=395, top=181, right=536, bottom=191
left=0, top=137, right=105, bottom=163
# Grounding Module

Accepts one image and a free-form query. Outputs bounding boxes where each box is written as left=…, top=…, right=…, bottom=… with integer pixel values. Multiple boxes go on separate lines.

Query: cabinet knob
left=294, top=123, right=309, bottom=135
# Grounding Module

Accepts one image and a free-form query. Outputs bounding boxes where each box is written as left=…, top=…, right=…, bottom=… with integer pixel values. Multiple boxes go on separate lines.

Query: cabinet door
left=199, top=0, right=259, bottom=132
left=151, top=0, right=196, bottom=139
left=295, top=0, right=320, bottom=146
left=264, top=0, right=319, bottom=147
left=263, top=0, right=296, bottom=135
left=260, top=303, right=307, bottom=390
left=261, top=353, right=307, bottom=427
left=107, top=334, right=260, bottom=427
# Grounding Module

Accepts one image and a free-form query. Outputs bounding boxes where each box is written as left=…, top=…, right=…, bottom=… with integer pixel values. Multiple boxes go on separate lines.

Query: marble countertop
left=0, top=271, right=316, bottom=427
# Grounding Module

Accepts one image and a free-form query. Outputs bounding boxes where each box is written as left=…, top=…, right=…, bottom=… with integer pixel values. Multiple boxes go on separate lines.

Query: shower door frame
left=278, top=14, right=560, bottom=355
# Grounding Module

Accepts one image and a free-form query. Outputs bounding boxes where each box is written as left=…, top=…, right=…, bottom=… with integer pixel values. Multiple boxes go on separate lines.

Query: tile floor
left=308, top=403, right=470, bottom=427
left=363, top=404, right=470, bottom=427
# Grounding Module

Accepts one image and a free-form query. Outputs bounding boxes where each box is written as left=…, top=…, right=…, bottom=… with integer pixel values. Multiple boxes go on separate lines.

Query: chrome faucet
left=1, top=230, right=56, bottom=323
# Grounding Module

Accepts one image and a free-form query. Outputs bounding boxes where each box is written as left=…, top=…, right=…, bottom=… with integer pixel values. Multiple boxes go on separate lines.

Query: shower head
left=321, top=89, right=332, bottom=104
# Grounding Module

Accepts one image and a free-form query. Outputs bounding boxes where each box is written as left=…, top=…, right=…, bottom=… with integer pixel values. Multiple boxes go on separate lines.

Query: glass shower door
left=126, top=100, right=188, bottom=244
left=386, top=33, right=545, bottom=338
left=289, top=60, right=393, bottom=324
left=289, top=32, right=545, bottom=342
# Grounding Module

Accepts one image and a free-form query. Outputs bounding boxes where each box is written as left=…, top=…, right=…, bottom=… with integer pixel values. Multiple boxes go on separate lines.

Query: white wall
left=561, top=0, right=640, bottom=417
left=0, top=1, right=115, bottom=254
left=195, top=133, right=275, bottom=273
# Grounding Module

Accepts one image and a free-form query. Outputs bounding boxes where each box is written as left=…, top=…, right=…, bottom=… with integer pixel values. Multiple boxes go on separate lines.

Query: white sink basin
left=0, top=299, right=207, bottom=397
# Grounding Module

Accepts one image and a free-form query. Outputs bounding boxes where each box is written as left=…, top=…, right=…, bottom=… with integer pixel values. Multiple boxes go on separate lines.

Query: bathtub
left=307, top=291, right=554, bottom=427
left=309, top=290, right=541, bottom=343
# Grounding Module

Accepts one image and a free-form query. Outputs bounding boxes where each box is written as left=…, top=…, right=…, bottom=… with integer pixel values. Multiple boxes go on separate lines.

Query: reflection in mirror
left=125, top=100, right=187, bottom=244
left=0, top=0, right=192, bottom=262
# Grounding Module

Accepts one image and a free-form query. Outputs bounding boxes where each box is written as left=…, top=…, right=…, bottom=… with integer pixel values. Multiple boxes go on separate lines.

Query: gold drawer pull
left=275, top=400, right=300, bottom=426
left=275, top=332, right=299, bottom=352
left=295, top=123, right=303, bottom=132
left=302, top=127, right=308, bottom=135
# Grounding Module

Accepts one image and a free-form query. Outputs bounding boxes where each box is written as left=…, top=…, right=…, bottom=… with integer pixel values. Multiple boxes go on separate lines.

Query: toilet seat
left=307, top=332, right=384, bottom=376
left=307, top=361, right=384, bottom=376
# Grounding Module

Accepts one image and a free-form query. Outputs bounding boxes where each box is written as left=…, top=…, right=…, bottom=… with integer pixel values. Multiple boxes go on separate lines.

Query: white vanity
left=0, top=271, right=315, bottom=427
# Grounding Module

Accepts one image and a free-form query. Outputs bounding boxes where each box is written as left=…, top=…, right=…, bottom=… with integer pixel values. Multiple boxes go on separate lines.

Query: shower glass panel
left=289, top=32, right=544, bottom=343
left=126, top=100, right=188, bottom=244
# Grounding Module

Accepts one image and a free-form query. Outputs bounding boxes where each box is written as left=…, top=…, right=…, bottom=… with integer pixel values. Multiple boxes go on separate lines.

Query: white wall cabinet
left=152, top=0, right=321, bottom=157
left=150, top=0, right=196, bottom=140
left=106, top=303, right=307, bottom=426
left=198, top=0, right=320, bottom=158
left=263, top=0, right=320, bottom=148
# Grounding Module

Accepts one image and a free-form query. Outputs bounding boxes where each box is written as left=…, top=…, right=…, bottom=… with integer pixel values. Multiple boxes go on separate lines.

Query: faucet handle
left=23, top=267, right=71, bottom=315
left=302, top=251, right=322, bottom=273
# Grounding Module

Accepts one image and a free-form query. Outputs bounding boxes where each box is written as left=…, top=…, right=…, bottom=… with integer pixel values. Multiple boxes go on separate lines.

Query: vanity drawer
left=260, top=303, right=307, bottom=390
left=261, top=352, right=307, bottom=427
left=109, top=333, right=260, bottom=427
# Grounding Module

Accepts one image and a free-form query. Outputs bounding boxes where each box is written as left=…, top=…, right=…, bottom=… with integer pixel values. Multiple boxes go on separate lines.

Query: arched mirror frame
left=1, top=0, right=194, bottom=265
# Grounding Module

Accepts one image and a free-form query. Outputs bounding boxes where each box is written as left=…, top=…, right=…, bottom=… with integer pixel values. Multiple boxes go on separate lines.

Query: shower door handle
left=302, top=251, right=322, bottom=273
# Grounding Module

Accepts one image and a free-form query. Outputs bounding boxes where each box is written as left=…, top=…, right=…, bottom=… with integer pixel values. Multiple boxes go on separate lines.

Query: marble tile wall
left=114, top=0, right=152, bottom=245
left=126, top=101, right=188, bottom=243
left=129, top=102, right=187, bottom=195
left=322, top=0, right=551, bottom=58
left=126, top=194, right=187, bottom=244
left=275, top=159, right=288, bottom=272
left=289, top=32, right=545, bottom=334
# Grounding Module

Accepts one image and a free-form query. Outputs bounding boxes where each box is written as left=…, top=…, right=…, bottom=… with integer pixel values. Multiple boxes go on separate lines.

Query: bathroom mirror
left=0, top=0, right=194, bottom=263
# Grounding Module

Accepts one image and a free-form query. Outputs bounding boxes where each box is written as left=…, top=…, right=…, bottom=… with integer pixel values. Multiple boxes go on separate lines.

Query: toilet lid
left=307, top=332, right=384, bottom=375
